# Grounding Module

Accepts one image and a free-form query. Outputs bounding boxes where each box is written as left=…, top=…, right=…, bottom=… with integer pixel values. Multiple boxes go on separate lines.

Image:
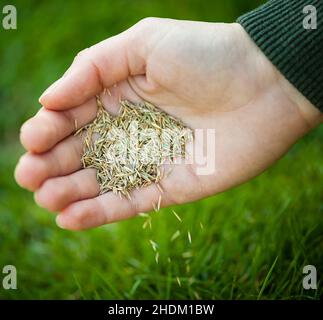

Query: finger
left=56, top=183, right=170, bottom=230
left=34, top=168, right=99, bottom=212
left=21, top=79, right=140, bottom=154
left=39, top=27, right=146, bottom=110
left=15, top=135, right=83, bottom=191
left=55, top=162, right=203, bottom=230
left=20, top=98, right=98, bottom=153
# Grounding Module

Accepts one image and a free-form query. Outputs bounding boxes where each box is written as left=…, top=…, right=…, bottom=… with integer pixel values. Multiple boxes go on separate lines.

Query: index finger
left=39, top=27, right=146, bottom=110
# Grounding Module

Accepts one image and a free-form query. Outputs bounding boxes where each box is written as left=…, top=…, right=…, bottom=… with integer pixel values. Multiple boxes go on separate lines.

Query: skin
left=14, top=18, right=322, bottom=230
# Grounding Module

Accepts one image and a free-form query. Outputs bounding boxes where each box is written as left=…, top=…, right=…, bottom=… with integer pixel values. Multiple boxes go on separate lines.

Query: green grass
left=1, top=129, right=322, bottom=299
left=0, top=0, right=322, bottom=300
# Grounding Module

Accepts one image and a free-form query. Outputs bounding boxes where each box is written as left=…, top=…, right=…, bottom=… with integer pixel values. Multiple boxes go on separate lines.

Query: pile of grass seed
left=76, top=97, right=193, bottom=198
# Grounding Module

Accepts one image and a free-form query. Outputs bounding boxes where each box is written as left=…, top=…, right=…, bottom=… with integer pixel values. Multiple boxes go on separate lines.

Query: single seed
left=155, top=252, right=159, bottom=264
left=188, top=231, right=192, bottom=244
left=157, top=195, right=162, bottom=211
left=156, top=183, right=164, bottom=194
left=149, top=240, right=158, bottom=252
left=138, top=212, right=149, bottom=218
left=172, top=210, right=182, bottom=222
left=176, top=277, right=182, bottom=287
left=182, top=251, right=193, bottom=259
left=170, top=230, right=180, bottom=242
left=193, top=291, right=201, bottom=300
left=142, top=218, right=152, bottom=230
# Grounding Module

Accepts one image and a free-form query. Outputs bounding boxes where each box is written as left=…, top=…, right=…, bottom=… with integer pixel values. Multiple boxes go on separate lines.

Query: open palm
left=15, top=18, right=320, bottom=230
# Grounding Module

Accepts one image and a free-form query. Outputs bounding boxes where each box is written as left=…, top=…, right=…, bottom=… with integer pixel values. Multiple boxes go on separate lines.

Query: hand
left=15, top=18, right=322, bottom=230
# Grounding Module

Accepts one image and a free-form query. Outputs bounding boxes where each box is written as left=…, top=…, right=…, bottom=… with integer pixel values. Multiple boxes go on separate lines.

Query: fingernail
left=56, top=215, right=66, bottom=229
left=39, top=78, right=62, bottom=103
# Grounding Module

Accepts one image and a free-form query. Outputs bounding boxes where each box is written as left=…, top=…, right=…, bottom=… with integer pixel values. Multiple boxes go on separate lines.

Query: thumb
left=39, top=27, right=146, bottom=110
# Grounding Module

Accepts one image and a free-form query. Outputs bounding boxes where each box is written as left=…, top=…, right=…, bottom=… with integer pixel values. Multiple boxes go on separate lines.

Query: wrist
left=276, top=71, right=323, bottom=130
left=235, top=22, right=322, bottom=130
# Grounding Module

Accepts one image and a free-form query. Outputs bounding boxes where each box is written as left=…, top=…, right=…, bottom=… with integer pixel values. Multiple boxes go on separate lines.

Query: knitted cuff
left=238, top=0, right=323, bottom=112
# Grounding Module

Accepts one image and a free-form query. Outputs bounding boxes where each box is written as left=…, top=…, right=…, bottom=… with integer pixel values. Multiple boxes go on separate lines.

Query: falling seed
left=149, top=240, right=158, bottom=252
left=188, top=231, right=192, bottom=244
left=182, top=251, right=193, bottom=259
left=107, top=88, right=112, bottom=96
left=193, top=291, right=201, bottom=300
left=200, top=222, right=204, bottom=230
left=176, top=277, right=182, bottom=287
left=139, top=212, right=151, bottom=229
left=138, top=212, right=149, bottom=218
left=155, top=252, right=159, bottom=264
left=157, top=195, right=162, bottom=211
left=188, top=277, right=195, bottom=286
left=167, top=257, right=171, bottom=263
left=74, top=119, right=78, bottom=130
left=156, top=183, right=164, bottom=193
left=142, top=218, right=152, bottom=230
left=172, top=210, right=182, bottom=222
left=170, top=230, right=180, bottom=242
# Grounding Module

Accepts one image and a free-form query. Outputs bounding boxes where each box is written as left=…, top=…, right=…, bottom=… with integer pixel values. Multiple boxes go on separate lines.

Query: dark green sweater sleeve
left=237, top=0, right=323, bottom=112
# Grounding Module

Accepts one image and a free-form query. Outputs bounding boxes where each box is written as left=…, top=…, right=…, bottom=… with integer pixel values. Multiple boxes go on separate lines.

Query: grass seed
left=76, top=97, right=193, bottom=197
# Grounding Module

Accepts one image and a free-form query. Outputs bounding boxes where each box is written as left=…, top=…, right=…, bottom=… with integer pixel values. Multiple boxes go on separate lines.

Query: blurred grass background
left=0, top=0, right=322, bottom=299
